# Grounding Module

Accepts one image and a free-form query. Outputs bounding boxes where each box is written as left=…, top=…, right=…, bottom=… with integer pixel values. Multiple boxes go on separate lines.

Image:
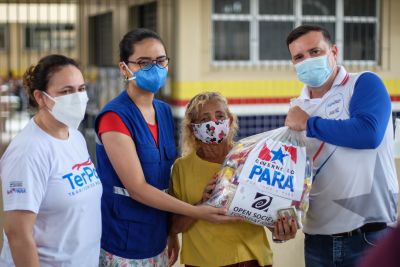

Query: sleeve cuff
left=3, top=204, right=39, bottom=214
left=306, top=116, right=318, bottom=138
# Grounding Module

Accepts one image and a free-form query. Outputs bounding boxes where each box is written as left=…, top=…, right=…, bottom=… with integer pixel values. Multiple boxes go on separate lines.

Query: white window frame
left=211, top=0, right=380, bottom=66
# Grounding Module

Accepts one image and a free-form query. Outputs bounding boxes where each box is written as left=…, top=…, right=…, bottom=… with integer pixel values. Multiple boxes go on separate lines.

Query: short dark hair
left=286, top=25, right=333, bottom=47
left=22, top=54, right=79, bottom=108
left=119, top=28, right=166, bottom=63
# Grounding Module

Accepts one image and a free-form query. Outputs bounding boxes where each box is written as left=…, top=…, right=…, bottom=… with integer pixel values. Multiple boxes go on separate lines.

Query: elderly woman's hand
left=201, top=174, right=218, bottom=203
left=272, top=216, right=298, bottom=242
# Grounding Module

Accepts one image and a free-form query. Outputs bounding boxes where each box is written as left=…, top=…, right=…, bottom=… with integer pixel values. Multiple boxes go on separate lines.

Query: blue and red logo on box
left=248, top=143, right=298, bottom=193
left=258, top=144, right=297, bottom=164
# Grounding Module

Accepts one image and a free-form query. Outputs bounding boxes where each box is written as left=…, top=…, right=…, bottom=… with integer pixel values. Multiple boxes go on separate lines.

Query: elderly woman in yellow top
left=170, top=92, right=297, bottom=267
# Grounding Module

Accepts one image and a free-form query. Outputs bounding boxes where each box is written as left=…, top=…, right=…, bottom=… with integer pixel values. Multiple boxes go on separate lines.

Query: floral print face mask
left=192, top=119, right=230, bottom=144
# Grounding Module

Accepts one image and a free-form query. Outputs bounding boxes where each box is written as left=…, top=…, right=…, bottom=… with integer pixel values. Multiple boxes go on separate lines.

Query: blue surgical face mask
left=122, top=62, right=167, bottom=93
left=294, top=54, right=333, bottom=88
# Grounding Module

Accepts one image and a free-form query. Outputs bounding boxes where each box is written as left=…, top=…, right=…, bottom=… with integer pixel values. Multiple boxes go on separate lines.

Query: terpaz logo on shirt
left=62, top=158, right=101, bottom=196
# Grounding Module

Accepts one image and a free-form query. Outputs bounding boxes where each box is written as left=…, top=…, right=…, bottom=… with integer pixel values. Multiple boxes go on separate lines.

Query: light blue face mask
left=122, top=62, right=168, bottom=93
left=294, top=54, right=333, bottom=88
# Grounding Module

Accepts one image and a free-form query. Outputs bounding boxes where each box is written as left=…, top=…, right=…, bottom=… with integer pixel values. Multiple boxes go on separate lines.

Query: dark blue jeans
left=304, top=228, right=390, bottom=267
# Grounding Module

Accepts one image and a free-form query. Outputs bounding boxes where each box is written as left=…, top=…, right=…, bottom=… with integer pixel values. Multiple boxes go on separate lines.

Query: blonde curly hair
left=180, top=92, right=238, bottom=156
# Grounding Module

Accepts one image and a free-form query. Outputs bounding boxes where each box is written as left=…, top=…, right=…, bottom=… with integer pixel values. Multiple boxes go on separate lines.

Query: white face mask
left=43, top=91, right=88, bottom=129
left=192, top=119, right=230, bottom=144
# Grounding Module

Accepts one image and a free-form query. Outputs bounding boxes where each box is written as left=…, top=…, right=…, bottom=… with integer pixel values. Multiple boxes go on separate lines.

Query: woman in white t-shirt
left=0, top=54, right=102, bottom=267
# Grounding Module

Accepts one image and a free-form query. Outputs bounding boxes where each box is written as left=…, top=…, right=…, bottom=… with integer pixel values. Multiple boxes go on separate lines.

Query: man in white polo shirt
left=285, top=25, right=398, bottom=267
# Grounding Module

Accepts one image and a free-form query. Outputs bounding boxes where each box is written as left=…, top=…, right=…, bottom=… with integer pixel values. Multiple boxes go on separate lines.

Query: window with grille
left=0, top=24, right=7, bottom=49
left=212, top=0, right=379, bottom=65
left=89, top=12, right=113, bottom=67
left=24, top=24, right=75, bottom=50
left=129, top=2, right=157, bottom=32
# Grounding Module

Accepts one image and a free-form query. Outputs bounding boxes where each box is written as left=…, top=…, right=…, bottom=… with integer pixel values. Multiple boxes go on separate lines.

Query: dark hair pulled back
left=23, top=54, right=79, bottom=108
left=119, top=28, right=166, bottom=63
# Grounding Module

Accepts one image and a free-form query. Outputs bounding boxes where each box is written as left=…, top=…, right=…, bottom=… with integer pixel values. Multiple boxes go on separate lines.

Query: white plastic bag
left=206, top=126, right=312, bottom=228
